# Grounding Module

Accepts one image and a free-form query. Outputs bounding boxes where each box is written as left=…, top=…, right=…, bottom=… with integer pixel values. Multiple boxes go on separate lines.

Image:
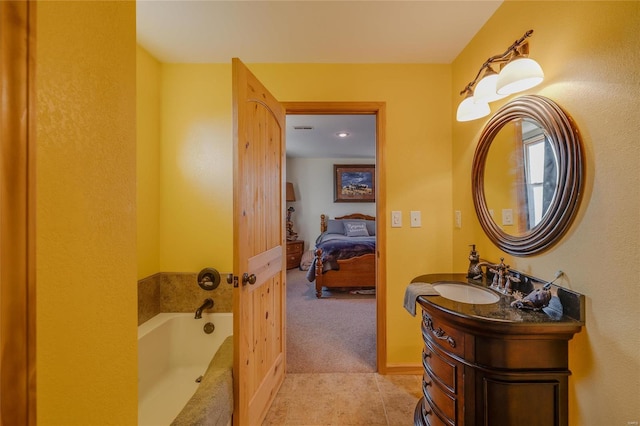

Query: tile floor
left=262, top=372, right=422, bottom=425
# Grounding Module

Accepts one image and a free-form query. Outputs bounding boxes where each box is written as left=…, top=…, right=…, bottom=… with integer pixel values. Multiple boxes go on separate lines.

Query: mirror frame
left=472, top=95, right=584, bottom=256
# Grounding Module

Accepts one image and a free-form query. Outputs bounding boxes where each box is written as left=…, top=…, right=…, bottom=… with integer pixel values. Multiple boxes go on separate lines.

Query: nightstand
left=286, top=240, right=304, bottom=269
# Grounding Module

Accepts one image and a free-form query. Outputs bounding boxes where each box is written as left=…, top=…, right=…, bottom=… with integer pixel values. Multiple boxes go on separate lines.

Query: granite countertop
left=412, top=273, right=585, bottom=331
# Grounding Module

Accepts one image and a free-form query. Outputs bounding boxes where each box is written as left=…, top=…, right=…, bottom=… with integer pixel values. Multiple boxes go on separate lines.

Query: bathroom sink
left=432, top=282, right=500, bottom=304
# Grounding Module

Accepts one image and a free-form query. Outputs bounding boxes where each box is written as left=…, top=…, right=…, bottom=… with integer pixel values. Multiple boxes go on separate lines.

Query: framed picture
left=334, top=164, right=375, bottom=203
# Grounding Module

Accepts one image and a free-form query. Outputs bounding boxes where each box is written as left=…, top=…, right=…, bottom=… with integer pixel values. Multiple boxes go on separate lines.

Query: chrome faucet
left=195, top=298, right=214, bottom=319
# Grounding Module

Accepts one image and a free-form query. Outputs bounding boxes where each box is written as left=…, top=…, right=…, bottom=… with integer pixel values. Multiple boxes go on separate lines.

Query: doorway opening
left=283, top=102, right=387, bottom=374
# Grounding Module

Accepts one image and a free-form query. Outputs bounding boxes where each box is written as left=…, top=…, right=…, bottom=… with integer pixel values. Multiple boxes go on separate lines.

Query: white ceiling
left=286, top=114, right=377, bottom=158
left=136, top=0, right=502, bottom=64
left=136, top=0, right=503, bottom=158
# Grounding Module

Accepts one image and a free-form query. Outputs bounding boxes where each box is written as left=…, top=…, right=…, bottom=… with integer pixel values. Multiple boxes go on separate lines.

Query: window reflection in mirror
left=522, top=118, right=557, bottom=229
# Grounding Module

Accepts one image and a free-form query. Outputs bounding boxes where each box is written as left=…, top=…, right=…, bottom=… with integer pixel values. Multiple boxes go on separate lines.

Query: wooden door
left=232, top=58, right=286, bottom=426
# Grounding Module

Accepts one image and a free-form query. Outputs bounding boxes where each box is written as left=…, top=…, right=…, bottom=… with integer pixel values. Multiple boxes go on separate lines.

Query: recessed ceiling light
left=336, top=132, right=350, bottom=138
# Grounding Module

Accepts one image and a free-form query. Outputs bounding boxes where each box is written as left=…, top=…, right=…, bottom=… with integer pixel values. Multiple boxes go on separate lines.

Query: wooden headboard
left=320, top=213, right=376, bottom=232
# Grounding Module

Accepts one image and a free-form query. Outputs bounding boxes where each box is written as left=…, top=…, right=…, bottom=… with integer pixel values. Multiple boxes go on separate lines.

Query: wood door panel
left=243, top=103, right=282, bottom=254
left=247, top=246, right=283, bottom=289
left=233, top=58, right=286, bottom=426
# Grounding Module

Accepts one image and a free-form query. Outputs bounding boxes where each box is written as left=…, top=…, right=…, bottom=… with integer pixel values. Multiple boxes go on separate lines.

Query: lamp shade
left=496, top=57, right=544, bottom=95
left=474, top=67, right=508, bottom=104
left=456, top=91, right=490, bottom=122
left=286, top=182, right=296, bottom=202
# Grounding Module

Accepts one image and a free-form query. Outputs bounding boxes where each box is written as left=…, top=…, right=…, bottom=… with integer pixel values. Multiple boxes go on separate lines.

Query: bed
left=306, top=213, right=376, bottom=298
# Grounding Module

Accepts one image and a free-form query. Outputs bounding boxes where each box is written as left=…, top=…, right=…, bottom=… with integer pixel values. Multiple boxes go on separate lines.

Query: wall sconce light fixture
left=456, top=30, right=544, bottom=122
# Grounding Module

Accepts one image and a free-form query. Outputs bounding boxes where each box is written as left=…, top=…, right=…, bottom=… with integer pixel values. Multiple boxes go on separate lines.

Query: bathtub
left=138, top=312, right=233, bottom=426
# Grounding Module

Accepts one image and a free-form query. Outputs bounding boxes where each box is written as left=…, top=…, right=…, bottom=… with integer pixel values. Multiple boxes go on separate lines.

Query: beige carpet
left=286, top=268, right=376, bottom=373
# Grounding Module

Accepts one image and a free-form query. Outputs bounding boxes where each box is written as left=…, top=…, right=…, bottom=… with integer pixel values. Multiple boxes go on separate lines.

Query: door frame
left=0, top=1, right=37, bottom=424
left=282, top=101, right=388, bottom=372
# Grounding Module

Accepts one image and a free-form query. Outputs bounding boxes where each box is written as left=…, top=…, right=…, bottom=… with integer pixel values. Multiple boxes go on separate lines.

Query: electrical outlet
left=502, top=208, right=513, bottom=226
left=391, top=211, right=402, bottom=228
left=455, top=210, right=462, bottom=229
left=410, top=211, right=421, bottom=227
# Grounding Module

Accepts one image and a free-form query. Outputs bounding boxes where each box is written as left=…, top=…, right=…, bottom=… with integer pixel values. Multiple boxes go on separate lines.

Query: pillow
left=344, top=221, right=370, bottom=237
left=326, top=219, right=345, bottom=234
left=343, top=219, right=376, bottom=236
left=365, top=220, right=376, bottom=236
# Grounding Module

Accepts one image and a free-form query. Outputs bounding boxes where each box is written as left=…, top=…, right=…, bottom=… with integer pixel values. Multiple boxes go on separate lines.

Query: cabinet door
left=478, top=376, right=566, bottom=426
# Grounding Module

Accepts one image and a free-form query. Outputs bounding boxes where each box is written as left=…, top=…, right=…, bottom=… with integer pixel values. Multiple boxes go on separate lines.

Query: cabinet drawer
left=286, top=255, right=302, bottom=269
left=420, top=397, right=449, bottom=426
left=286, top=241, right=303, bottom=255
left=423, top=373, right=457, bottom=423
left=422, top=311, right=465, bottom=358
left=423, top=341, right=458, bottom=393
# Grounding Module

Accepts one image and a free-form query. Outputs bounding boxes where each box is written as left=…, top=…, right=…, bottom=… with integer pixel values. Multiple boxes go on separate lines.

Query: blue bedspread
left=305, top=234, right=376, bottom=282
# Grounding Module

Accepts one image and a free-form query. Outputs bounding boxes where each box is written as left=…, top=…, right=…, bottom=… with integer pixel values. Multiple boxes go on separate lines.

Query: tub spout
left=195, top=298, right=214, bottom=319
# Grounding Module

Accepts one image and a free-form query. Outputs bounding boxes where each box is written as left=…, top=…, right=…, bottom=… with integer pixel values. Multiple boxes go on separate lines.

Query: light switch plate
left=455, top=210, right=462, bottom=228
left=391, top=211, right=402, bottom=228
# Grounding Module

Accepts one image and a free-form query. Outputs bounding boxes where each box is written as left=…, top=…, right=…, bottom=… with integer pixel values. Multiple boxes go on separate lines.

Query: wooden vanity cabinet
left=415, top=304, right=581, bottom=426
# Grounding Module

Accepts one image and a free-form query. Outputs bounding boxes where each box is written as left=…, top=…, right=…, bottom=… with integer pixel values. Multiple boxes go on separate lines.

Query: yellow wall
left=137, top=45, right=162, bottom=279
left=158, top=64, right=234, bottom=273
left=452, top=2, right=640, bottom=424
left=37, top=1, right=138, bottom=424
left=150, top=62, right=453, bottom=363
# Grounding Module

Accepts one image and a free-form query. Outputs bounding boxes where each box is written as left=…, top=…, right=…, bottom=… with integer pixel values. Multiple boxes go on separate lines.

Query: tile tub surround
left=138, top=272, right=233, bottom=325
left=138, top=273, right=161, bottom=325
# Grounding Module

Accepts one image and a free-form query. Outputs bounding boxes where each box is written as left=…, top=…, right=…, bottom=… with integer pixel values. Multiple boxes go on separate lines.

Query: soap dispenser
left=467, top=244, right=480, bottom=279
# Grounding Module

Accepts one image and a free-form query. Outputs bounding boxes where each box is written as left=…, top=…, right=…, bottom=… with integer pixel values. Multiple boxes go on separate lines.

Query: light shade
left=286, top=182, right=296, bottom=202
left=496, top=57, right=544, bottom=95
left=473, top=67, right=508, bottom=104
left=456, top=91, right=490, bottom=122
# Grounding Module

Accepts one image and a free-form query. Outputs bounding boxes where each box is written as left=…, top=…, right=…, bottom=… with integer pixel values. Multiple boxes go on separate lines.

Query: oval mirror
left=472, top=95, right=583, bottom=256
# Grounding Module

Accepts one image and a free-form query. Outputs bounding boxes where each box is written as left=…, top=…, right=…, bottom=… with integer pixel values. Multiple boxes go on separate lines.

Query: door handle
left=242, top=273, right=257, bottom=285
